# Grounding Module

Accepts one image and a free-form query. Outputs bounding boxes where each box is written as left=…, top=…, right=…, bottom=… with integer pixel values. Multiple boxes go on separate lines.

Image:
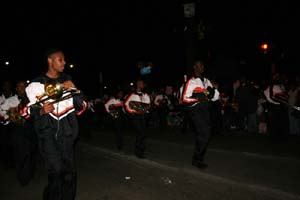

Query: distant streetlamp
left=261, top=43, right=269, bottom=54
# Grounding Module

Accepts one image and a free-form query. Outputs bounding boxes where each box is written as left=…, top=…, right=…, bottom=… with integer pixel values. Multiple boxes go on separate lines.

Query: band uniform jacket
left=124, top=92, right=150, bottom=114
left=22, top=73, right=87, bottom=138
left=182, top=76, right=220, bottom=109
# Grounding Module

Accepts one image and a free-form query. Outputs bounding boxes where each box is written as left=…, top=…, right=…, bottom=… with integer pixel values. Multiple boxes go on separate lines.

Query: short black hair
left=44, top=48, right=63, bottom=59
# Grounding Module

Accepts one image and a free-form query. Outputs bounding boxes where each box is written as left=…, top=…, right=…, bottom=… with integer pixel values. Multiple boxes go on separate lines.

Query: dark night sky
left=1, top=1, right=299, bottom=96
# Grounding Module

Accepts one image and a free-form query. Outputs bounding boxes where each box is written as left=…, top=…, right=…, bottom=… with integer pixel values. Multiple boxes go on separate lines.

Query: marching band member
left=11, top=80, right=37, bottom=185
left=154, top=87, right=171, bottom=130
left=264, top=73, right=289, bottom=138
left=0, top=80, right=18, bottom=168
left=182, top=60, right=219, bottom=169
left=104, top=89, right=125, bottom=151
left=124, top=79, right=150, bottom=158
left=22, top=48, right=86, bottom=200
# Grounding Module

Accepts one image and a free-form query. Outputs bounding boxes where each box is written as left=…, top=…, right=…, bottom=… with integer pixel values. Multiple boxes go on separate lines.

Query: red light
left=261, top=43, right=268, bottom=50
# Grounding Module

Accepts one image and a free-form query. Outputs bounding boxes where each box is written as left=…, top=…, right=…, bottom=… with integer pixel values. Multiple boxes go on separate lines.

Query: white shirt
left=182, top=77, right=220, bottom=103
left=264, top=84, right=286, bottom=105
left=124, top=92, right=150, bottom=114
left=104, top=98, right=123, bottom=113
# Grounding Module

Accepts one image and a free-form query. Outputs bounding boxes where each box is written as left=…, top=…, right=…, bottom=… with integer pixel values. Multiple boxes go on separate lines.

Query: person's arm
left=104, top=98, right=114, bottom=113
left=207, top=79, right=220, bottom=101
left=22, top=82, right=54, bottom=120
left=124, top=93, right=137, bottom=114
left=73, top=91, right=87, bottom=116
left=182, top=78, right=198, bottom=103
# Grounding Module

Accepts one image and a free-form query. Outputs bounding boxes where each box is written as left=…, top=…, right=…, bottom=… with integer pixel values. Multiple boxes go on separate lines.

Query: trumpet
left=34, top=83, right=81, bottom=106
left=7, top=106, right=24, bottom=124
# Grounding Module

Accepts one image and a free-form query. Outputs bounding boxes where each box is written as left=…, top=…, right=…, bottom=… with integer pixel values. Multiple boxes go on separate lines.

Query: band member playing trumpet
left=124, top=79, right=150, bottom=158
left=104, top=89, right=126, bottom=151
left=182, top=60, right=220, bottom=169
left=22, top=48, right=86, bottom=200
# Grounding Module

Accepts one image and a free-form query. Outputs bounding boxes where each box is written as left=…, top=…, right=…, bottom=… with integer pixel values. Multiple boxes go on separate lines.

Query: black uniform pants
left=130, top=115, right=147, bottom=156
left=0, top=124, right=14, bottom=168
left=188, top=105, right=211, bottom=162
left=11, top=124, right=37, bottom=185
left=113, top=114, right=125, bottom=151
left=268, top=104, right=289, bottom=138
left=39, top=133, right=77, bottom=200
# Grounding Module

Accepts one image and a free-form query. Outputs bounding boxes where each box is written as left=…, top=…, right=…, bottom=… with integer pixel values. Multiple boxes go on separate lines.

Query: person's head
left=116, top=90, right=124, bottom=99
left=136, top=79, right=145, bottom=91
left=15, top=81, right=27, bottom=97
left=233, top=79, right=241, bottom=88
left=193, top=60, right=205, bottom=76
left=1, top=80, right=13, bottom=97
left=45, top=48, right=66, bottom=74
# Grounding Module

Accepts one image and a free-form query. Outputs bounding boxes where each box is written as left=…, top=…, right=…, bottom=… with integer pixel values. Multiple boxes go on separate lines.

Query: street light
left=261, top=43, right=268, bottom=54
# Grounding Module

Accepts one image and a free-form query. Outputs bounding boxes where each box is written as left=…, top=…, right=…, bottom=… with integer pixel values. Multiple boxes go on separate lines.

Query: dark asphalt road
left=1, top=128, right=300, bottom=200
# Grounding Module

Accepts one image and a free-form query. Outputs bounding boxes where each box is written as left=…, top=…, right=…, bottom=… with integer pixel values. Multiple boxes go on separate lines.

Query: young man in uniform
left=182, top=60, right=220, bottom=169
left=23, top=48, right=86, bottom=200
left=104, top=89, right=126, bottom=151
left=124, top=79, right=150, bottom=159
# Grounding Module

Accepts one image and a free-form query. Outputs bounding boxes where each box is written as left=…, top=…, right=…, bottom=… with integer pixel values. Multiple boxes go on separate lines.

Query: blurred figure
left=124, top=79, right=151, bottom=159
left=154, top=87, right=170, bottom=130
left=209, top=79, right=223, bottom=135
left=264, top=73, right=289, bottom=138
left=12, top=80, right=38, bottom=185
left=104, top=89, right=126, bottom=151
left=0, top=80, right=15, bottom=168
left=287, top=80, right=300, bottom=135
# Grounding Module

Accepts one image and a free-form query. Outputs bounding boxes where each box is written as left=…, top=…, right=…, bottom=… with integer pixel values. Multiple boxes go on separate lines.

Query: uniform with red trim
left=181, top=73, right=220, bottom=169
left=124, top=85, right=150, bottom=158
left=23, top=73, right=87, bottom=138
left=124, top=92, right=150, bottom=115
left=263, top=75, right=289, bottom=137
left=182, top=76, right=220, bottom=108
left=104, top=97, right=124, bottom=119
left=0, top=95, right=20, bottom=125
left=104, top=90, right=126, bottom=151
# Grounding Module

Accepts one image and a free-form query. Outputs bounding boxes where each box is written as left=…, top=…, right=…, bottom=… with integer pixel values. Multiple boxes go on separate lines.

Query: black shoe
left=192, top=160, right=208, bottom=169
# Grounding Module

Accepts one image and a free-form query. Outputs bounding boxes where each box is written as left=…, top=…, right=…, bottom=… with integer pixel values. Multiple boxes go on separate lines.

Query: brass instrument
left=191, top=89, right=210, bottom=102
left=34, top=83, right=81, bottom=106
left=129, top=101, right=150, bottom=114
left=7, top=106, right=24, bottom=124
left=185, top=89, right=212, bottom=109
left=108, top=105, right=122, bottom=119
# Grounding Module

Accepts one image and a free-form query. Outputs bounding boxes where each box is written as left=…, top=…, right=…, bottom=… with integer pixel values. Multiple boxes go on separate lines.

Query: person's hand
left=62, top=81, right=76, bottom=89
left=40, top=102, right=55, bottom=115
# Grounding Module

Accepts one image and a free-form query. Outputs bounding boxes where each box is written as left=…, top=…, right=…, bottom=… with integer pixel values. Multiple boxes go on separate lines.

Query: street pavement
left=1, top=127, right=300, bottom=200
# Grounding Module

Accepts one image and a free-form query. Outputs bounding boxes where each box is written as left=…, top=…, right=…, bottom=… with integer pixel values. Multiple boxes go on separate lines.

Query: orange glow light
left=261, top=43, right=268, bottom=50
